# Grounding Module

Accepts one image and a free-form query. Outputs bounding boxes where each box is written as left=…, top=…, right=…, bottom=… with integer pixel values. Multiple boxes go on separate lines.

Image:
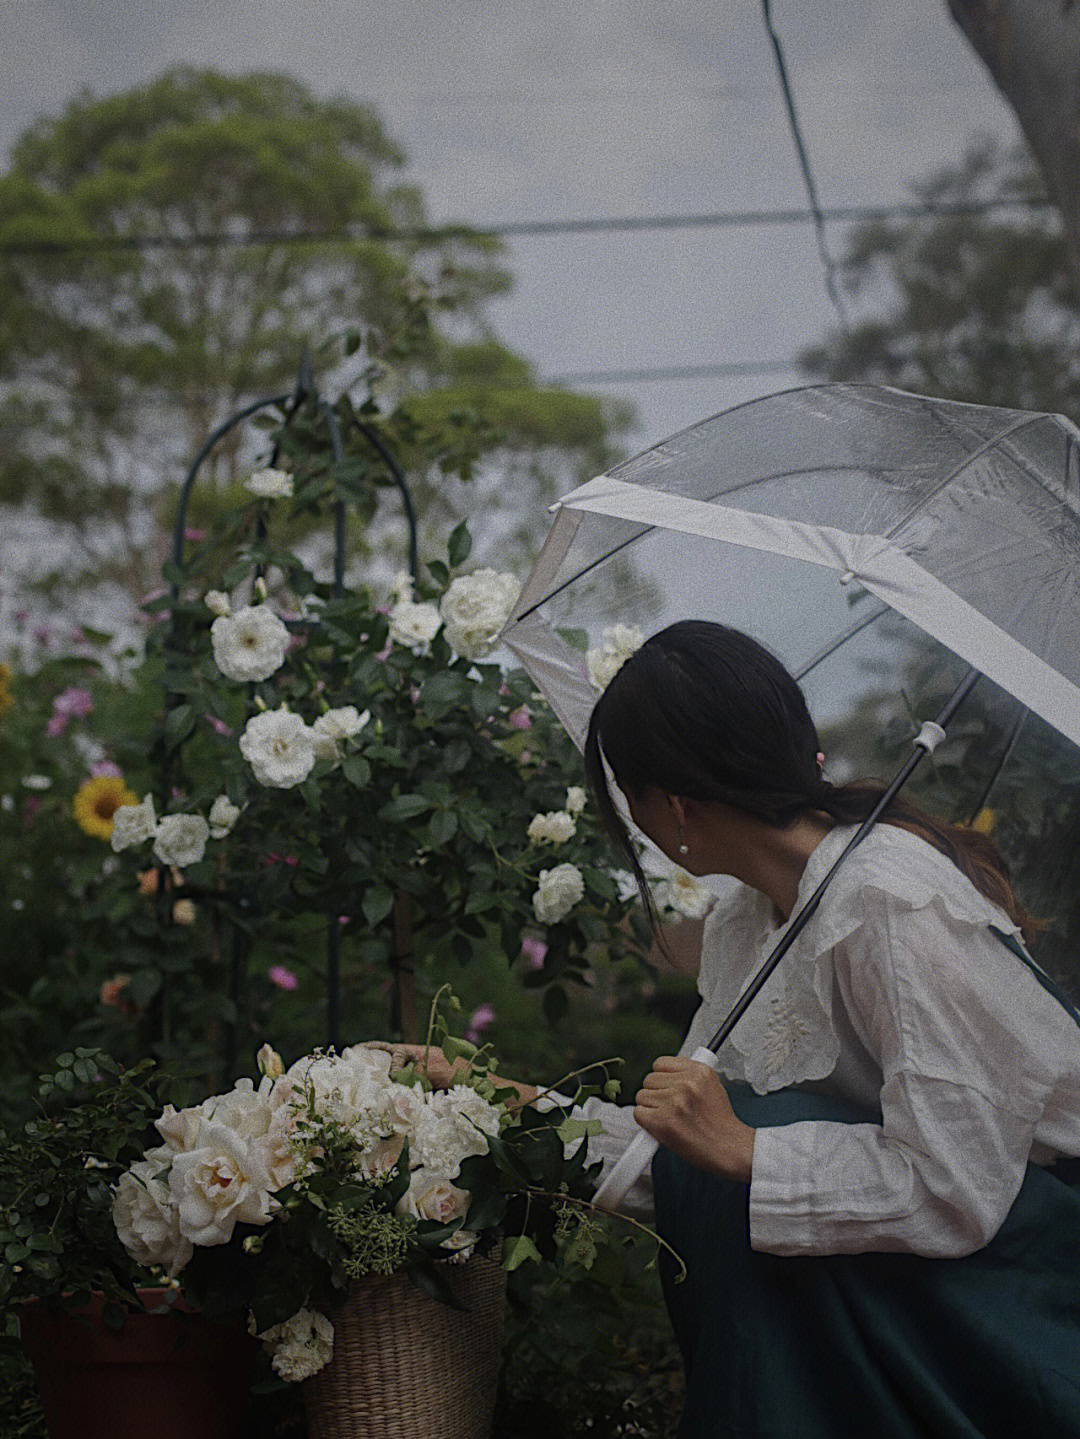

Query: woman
left=390, top=621, right=1080, bottom=1437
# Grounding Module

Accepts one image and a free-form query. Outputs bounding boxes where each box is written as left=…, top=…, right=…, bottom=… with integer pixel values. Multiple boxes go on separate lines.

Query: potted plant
left=110, top=991, right=666, bottom=1439
left=0, top=1050, right=257, bottom=1439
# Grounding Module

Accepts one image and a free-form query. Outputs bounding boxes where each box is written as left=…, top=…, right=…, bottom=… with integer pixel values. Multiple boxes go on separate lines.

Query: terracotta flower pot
left=19, top=1288, right=257, bottom=1439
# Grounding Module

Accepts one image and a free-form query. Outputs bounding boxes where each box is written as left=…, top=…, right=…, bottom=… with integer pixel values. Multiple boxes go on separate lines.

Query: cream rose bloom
left=239, top=707, right=316, bottom=789
left=110, top=794, right=157, bottom=853
left=438, top=570, right=520, bottom=660
left=653, top=867, right=714, bottom=922
left=527, top=810, right=576, bottom=845
left=252, top=1307, right=334, bottom=1383
left=586, top=624, right=645, bottom=692
left=564, top=786, right=587, bottom=815
left=153, top=813, right=210, bottom=868
left=410, top=1087, right=498, bottom=1179
left=532, top=863, right=585, bottom=925
left=203, top=590, right=231, bottom=618
left=211, top=605, right=290, bottom=683
left=388, top=598, right=442, bottom=654
left=208, top=794, right=240, bottom=838
left=396, top=1168, right=471, bottom=1224
left=310, top=706, right=370, bottom=763
left=168, top=1121, right=276, bottom=1246
left=246, top=467, right=294, bottom=500
left=113, top=1150, right=192, bottom=1277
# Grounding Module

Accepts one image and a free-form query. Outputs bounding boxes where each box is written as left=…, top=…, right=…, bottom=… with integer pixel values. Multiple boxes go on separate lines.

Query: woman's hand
left=634, top=1056, right=756, bottom=1183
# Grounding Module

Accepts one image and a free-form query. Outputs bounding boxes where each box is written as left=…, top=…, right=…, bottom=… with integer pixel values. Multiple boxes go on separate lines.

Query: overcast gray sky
left=1, top=0, right=1021, bottom=450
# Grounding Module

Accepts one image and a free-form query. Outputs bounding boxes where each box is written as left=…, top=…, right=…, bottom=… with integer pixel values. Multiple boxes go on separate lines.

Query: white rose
left=203, top=590, right=231, bottom=618
left=252, top=1308, right=334, bottom=1383
left=387, top=599, right=442, bottom=654
left=113, top=1155, right=192, bottom=1278
left=438, top=570, right=521, bottom=660
left=111, top=794, right=157, bottom=853
left=208, top=794, right=241, bottom=839
left=246, top=467, right=294, bottom=500
left=211, top=605, right=290, bottom=683
left=310, top=706, right=371, bottom=764
left=285, top=1054, right=389, bottom=1147
left=357, top=1132, right=406, bottom=1181
left=339, top=1044, right=394, bottom=1081
left=153, top=813, right=210, bottom=868
left=432, top=1085, right=501, bottom=1140
left=652, top=868, right=714, bottom=922
left=410, top=1093, right=493, bottom=1179
left=586, top=624, right=645, bottom=692
left=527, top=810, right=576, bottom=845
left=374, top=1079, right=427, bottom=1136
left=155, top=1103, right=204, bottom=1153
left=239, top=707, right=315, bottom=789
left=389, top=570, right=414, bottom=605
left=442, top=1228, right=479, bottom=1263
left=532, top=863, right=585, bottom=925
left=565, top=787, right=587, bottom=816
left=168, top=1121, right=275, bottom=1246
left=396, top=1168, right=471, bottom=1224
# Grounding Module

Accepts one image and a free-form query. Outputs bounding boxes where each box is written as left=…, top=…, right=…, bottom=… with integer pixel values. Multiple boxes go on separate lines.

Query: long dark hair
left=582, top=620, right=1036, bottom=940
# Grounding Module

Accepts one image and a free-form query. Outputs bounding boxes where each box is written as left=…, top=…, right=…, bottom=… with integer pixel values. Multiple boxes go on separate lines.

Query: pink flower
left=520, top=936, right=547, bottom=971
left=204, top=713, right=234, bottom=738
left=268, top=965, right=298, bottom=991
left=69, top=627, right=87, bottom=645
left=265, top=852, right=299, bottom=867
left=508, top=705, right=532, bottom=731
left=519, top=750, right=532, bottom=765
left=409, top=685, right=421, bottom=705
left=23, top=796, right=41, bottom=826
left=284, top=633, right=307, bottom=656
left=468, top=1003, right=496, bottom=1032
left=338, top=914, right=350, bottom=926
left=54, top=687, right=94, bottom=718
left=90, top=760, right=122, bottom=778
left=46, top=713, right=69, bottom=738
left=33, top=625, right=52, bottom=647
left=375, top=641, right=392, bottom=662
left=183, top=527, right=207, bottom=542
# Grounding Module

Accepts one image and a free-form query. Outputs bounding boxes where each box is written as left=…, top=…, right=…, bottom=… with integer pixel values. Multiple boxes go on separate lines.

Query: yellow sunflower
left=0, top=662, right=13, bottom=715
left=72, top=774, right=138, bottom=841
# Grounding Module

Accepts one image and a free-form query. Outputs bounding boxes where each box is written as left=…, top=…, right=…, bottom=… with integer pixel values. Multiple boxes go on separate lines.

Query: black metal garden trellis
left=161, top=350, right=419, bottom=1076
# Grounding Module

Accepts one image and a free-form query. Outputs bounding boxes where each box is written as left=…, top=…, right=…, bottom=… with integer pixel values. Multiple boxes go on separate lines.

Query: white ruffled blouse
left=570, top=822, right=1080, bottom=1257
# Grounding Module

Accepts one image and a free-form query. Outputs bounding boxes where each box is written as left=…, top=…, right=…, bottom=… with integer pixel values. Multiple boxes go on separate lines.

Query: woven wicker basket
left=303, top=1254, right=507, bottom=1439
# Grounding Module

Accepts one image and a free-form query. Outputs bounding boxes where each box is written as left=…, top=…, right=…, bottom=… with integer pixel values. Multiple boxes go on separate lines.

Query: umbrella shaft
left=706, top=667, right=980, bottom=1055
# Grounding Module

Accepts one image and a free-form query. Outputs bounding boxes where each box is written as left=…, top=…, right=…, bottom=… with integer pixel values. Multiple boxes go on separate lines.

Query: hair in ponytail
left=583, top=620, right=1037, bottom=941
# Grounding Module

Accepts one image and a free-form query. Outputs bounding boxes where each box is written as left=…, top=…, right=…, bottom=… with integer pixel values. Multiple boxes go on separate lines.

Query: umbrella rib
left=793, top=600, right=892, bottom=681
left=965, top=706, right=1029, bottom=825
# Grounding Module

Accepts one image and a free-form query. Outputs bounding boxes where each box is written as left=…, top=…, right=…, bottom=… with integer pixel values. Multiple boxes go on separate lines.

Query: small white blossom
left=111, top=794, right=157, bottom=852
left=565, top=786, right=587, bottom=815
left=208, top=794, right=241, bottom=839
left=439, top=569, right=520, bottom=660
left=240, top=707, right=316, bottom=789
left=211, top=606, right=290, bottom=683
left=532, top=863, right=585, bottom=925
left=527, top=811, right=577, bottom=845
left=246, top=467, right=293, bottom=500
left=299, top=593, right=325, bottom=621
left=388, top=598, right=442, bottom=654
left=22, top=775, right=52, bottom=791
left=310, top=706, right=370, bottom=763
left=653, top=868, right=714, bottom=922
left=251, top=1308, right=334, bottom=1383
left=203, top=590, right=231, bottom=618
left=586, top=624, right=645, bottom=692
left=153, top=813, right=210, bottom=868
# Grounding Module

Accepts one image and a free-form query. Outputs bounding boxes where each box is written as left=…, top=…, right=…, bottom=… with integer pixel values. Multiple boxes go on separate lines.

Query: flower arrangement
left=111, top=996, right=642, bottom=1384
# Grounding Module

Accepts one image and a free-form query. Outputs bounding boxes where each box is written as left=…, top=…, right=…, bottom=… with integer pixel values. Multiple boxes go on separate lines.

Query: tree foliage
left=0, top=68, right=630, bottom=616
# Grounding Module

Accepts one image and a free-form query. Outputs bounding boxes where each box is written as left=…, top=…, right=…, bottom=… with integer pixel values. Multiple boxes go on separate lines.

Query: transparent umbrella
left=500, top=382, right=1080, bottom=1209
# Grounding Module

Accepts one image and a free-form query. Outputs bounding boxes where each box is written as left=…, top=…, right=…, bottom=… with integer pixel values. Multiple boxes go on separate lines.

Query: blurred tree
left=800, top=137, right=1078, bottom=414
left=946, top=1, right=1080, bottom=292
left=0, top=68, right=630, bottom=619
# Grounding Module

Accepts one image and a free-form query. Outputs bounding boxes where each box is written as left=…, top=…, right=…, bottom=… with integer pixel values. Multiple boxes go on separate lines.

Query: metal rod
left=707, top=667, right=981, bottom=1054
left=966, top=706, right=1028, bottom=825
left=350, top=414, right=419, bottom=582
left=326, top=915, right=341, bottom=1052
left=319, top=399, right=349, bottom=597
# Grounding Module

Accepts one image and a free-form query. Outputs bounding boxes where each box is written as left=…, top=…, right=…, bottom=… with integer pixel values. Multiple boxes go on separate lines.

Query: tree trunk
left=391, top=890, right=419, bottom=1043
left=946, top=0, right=1080, bottom=294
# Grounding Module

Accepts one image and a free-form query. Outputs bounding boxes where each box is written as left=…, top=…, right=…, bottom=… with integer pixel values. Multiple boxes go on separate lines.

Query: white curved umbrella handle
left=592, top=1046, right=721, bottom=1212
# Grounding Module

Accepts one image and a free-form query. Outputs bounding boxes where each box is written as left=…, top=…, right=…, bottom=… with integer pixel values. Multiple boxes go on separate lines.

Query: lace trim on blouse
left=698, top=823, right=1022, bottom=1094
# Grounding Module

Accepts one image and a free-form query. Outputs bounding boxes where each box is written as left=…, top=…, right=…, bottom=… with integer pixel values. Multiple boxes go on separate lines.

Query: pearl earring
left=678, top=833, right=689, bottom=855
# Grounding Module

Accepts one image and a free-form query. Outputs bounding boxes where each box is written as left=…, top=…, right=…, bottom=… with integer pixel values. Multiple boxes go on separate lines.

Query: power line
left=0, top=197, right=1054, bottom=256
left=761, top=0, right=850, bottom=330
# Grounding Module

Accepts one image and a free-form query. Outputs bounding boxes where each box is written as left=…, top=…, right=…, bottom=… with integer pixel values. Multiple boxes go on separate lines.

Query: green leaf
left=164, top=704, right=194, bottom=747
left=426, top=560, right=450, bottom=588
left=555, top=1117, right=604, bottom=1145
left=582, top=868, right=618, bottom=902
left=128, top=969, right=162, bottom=1007
left=378, top=794, right=434, bottom=822
left=426, top=809, right=458, bottom=847
left=502, top=1235, right=542, bottom=1271
left=447, top=521, right=473, bottom=568
left=603, top=1079, right=622, bottom=1100
left=341, top=755, right=372, bottom=788
left=361, top=886, right=395, bottom=926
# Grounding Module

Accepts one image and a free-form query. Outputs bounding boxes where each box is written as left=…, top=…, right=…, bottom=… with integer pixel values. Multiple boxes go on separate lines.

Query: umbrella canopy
left=504, top=383, right=1080, bottom=755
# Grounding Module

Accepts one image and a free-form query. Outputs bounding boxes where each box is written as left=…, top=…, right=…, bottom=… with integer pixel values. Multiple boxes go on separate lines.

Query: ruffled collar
left=697, top=822, right=1021, bottom=1094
